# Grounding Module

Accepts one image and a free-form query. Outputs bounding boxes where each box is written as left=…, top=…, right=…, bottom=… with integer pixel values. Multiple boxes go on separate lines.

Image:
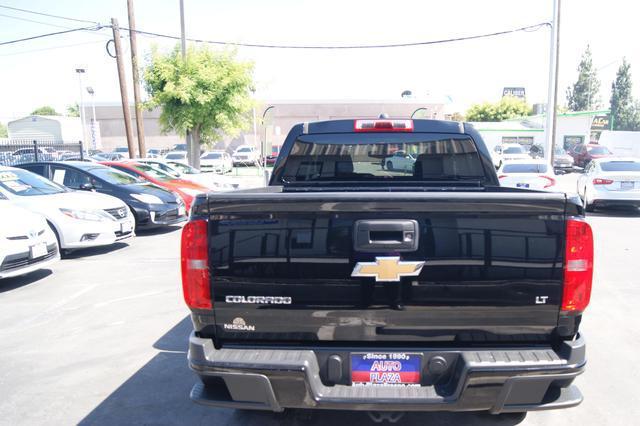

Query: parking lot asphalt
left=1, top=173, right=639, bottom=426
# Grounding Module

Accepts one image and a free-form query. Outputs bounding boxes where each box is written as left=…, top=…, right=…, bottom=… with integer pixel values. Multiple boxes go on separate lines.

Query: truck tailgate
left=202, top=190, right=568, bottom=344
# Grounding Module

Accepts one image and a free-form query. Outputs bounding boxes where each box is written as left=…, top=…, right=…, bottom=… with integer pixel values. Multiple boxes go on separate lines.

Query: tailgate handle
left=354, top=220, right=419, bottom=252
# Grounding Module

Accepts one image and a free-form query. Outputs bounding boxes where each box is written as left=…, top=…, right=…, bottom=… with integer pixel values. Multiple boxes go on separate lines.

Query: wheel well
left=46, top=220, right=62, bottom=247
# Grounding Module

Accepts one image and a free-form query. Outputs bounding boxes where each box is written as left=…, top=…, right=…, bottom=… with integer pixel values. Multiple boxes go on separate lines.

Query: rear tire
left=386, top=160, right=393, bottom=171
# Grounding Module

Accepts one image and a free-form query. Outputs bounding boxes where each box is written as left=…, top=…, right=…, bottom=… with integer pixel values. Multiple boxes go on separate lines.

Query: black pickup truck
left=181, top=118, right=593, bottom=416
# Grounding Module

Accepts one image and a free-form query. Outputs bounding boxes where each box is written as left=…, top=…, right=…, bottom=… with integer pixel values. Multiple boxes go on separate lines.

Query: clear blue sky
left=0, top=0, right=637, bottom=121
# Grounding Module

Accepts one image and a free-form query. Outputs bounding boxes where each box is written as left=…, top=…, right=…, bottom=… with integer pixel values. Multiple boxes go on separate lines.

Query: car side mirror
left=79, top=182, right=94, bottom=191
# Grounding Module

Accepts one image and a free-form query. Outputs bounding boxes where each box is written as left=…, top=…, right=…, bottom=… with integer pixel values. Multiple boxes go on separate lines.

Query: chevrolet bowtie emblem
left=351, top=257, right=425, bottom=282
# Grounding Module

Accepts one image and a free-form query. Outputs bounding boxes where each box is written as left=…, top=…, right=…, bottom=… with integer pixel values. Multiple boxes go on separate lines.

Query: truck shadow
left=78, top=317, right=525, bottom=426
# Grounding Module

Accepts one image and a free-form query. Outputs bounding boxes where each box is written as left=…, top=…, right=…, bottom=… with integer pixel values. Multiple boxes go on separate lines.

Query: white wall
left=554, top=115, right=592, bottom=149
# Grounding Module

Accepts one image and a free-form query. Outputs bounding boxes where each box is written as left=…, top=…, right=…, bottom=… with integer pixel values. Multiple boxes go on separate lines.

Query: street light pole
left=86, top=86, right=97, bottom=150
left=75, top=68, right=86, bottom=143
left=545, top=0, right=561, bottom=167
left=261, top=105, right=275, bottom=168
left=410, top=107, right=428, bottom=119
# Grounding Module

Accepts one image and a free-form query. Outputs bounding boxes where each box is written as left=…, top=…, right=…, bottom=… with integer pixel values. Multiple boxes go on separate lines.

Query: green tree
left=566, top=46, right=600, bottom=111
left=66, top=103, right=80, bottom=117
left=31, top=105, right=60, bottom=116
left=465, top=96, right=531, bottom=122
left=144, top=45, right=254, bottom=166
left=0, top=122, right=7, bottom=138
left=610, top=59, right=640, bottom=131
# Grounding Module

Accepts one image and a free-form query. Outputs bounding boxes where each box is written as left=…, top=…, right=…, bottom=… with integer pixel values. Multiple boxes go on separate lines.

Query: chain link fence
left=0, top=139, right=85, bottom=167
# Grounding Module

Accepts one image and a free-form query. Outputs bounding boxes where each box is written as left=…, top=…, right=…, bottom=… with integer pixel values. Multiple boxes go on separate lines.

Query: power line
left=0, top=20, right=549, bottom=50
left=123, top=22, right=550, bottom=49
left=0, top=12, right=75, bottom=30
left=0, top=25, right=104, bottom=47
left=0, top=4, right=98, bottom=25
left=0, top=39, right=106, bottom=57
left=0, top=12, right=109, bottom=40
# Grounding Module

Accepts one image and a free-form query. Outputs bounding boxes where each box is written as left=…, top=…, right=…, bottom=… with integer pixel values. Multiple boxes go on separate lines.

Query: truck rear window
left=276, top=136, right=486, bottom=183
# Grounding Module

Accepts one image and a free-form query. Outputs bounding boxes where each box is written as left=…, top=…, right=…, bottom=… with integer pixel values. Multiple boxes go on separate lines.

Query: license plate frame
left=351, top=353, right=422, bottom=386
left=516, top=183, right=530, bottom=188
left=621, top=181, right=634, bottom=190
left=29, top=242, right=48, bottom=259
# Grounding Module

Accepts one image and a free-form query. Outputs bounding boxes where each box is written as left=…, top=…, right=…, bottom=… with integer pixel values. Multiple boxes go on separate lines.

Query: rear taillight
left=498, top=175, right=507, bottom=179
left=354, top=119, right=413, bottom=132
left=540, top=175, right=556, bottom=188
left=181, top=219, right=212, bottom=309
left=562, top=219, right=593, bottom=312
left=593, top=178, right=613, bottom=185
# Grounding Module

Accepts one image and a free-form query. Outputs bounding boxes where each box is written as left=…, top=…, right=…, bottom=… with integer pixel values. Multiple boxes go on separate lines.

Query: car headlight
left=60, top=208, right=111, bottom=222
left=130, top=193, right=164, bottom=204
left=181, top=188, right=204, bottom=197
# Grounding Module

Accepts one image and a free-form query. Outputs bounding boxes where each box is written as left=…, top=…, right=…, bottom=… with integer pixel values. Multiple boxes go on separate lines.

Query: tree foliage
left=144, top=45, right=254, bottom=149
left=66, top=103, right=80, bottom=117
left=566, top=46, right=601, bottom=111
left=610, top=59, right=640, bottom=131
left=0, top=122, right=7, bottom=138
left=31, top=105, right=60, bottom=116
left=465, top=96, right=531, bottom=122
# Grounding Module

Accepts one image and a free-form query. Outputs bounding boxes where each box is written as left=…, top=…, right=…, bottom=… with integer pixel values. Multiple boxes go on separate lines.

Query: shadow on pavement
left=135, top=225, right=183, bottom=237
left=79, top=316, right=526, bottom=426
left=0, top=268, right=53, bottom=293
left=64, top=242, right=130, bottom=259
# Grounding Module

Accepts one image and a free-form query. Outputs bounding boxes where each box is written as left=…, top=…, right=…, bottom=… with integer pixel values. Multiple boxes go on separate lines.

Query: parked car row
left=492, top=142, right=616, bottom=172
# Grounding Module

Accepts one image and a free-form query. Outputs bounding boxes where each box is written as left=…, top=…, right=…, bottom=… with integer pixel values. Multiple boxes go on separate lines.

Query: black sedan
left=17, top=162, right=187, bottom=229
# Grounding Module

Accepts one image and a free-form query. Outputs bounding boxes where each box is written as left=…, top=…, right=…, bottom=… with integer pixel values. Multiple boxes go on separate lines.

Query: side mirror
left=79, top=182, right=94, bottom=191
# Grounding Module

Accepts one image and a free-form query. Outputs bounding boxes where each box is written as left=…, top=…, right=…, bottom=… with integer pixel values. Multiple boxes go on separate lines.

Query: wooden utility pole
left=127, top=0, right=146, bottom=158
left=111, top=18, right=136, bottom=158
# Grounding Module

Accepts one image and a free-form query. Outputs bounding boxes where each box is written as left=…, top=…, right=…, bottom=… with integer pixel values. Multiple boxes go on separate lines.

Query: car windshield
left=588, top=146, right=612, bottom=155
left=0, top=169, right=66, bottom=196
left=275, top=136, right=486, bottom=183
left=202, top=153, right=222, bottom=159
left=503, top=146, right=525, bottom=154
left=114, top=148, right=129, bottom=153
left=132, top=163, right=175, bottom=181
left=169, top=162, right=200, bottom=174
left=502, top=163, right=548, bottom=173
left=165, top=153, right=186, bottom=160
left=88, top=166, right=142, bottom=185
left=237, top=147, right=252, bottom=153
left=600, top=161, right=640, bottom=172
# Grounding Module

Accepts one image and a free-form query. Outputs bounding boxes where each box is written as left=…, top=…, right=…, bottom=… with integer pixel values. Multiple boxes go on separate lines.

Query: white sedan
left=498, top=160, right=557, bottom=190
left=0, top=198, right=59, bottom=279
left=135, top=159, right=234, bottom=191
left=163, top=151, right=188, bottom=164
left=383, top=151, right=416, bottom=173
left=576, top=157, right=640, bottom=211
left=200, top=151, right=233, bottom=174
left=492, top=144, right=531, bottom=169
left=0, top=167, right=135, bottom=253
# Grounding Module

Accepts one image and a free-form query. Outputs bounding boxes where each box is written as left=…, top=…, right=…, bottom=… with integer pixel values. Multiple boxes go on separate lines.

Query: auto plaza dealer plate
left=351, top=353, right=421, bottom=386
